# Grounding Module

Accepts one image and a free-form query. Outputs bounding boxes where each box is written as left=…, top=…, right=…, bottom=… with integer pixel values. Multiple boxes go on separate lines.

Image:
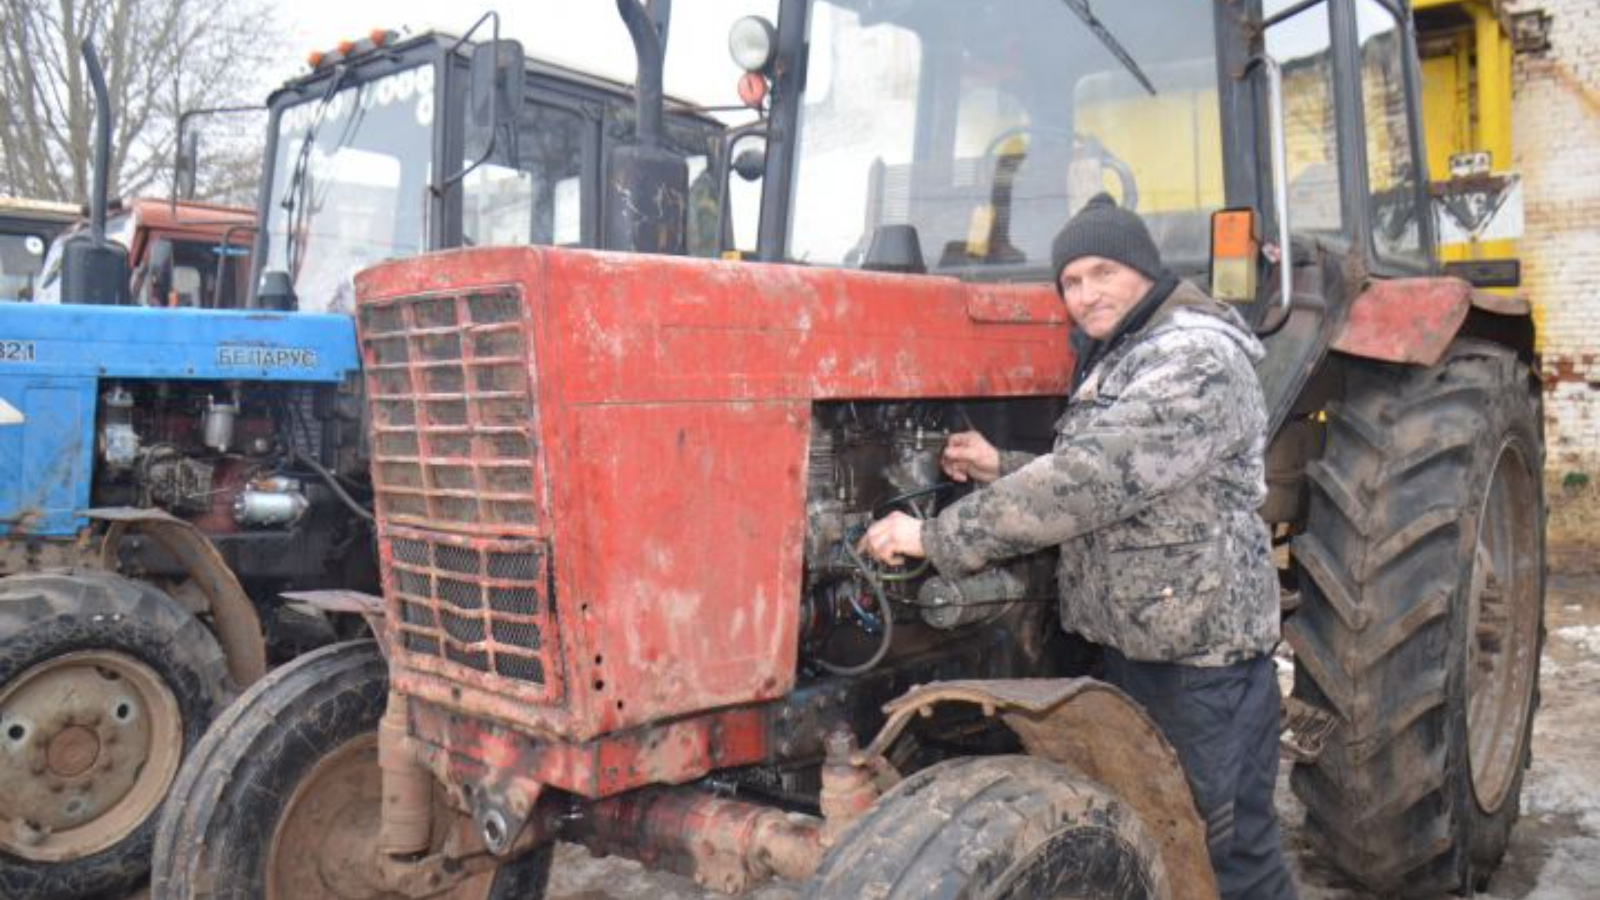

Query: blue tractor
left=0, top=43, right=369, bottom=900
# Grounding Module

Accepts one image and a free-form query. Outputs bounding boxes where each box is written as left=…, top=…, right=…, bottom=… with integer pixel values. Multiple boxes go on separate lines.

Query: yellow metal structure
left=1414, top=0, right=1519, bottom=270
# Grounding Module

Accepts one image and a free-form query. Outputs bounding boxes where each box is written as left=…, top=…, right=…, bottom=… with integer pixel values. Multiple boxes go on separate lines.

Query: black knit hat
left=1051, top=192, right=1163, bottom=285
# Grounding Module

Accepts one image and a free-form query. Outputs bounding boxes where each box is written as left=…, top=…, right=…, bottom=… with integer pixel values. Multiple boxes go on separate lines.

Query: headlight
left=728, top=16, right=778, bottom=73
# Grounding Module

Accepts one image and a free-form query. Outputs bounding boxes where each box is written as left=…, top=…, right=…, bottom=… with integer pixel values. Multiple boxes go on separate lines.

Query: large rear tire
left=151, top=640, right=551, bottom=900
left=1288, top=340, right=1544, bottom=894
left=0, top=569, right=233, bottom=900
left=803, top=755, right=1167, bottom=899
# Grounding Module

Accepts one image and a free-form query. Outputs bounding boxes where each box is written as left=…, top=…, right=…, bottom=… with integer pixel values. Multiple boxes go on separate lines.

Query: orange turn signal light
left=1210, top=208, right=1259, bottom=304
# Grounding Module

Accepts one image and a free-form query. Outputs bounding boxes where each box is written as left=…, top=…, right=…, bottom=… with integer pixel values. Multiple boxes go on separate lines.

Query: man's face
left=1058, top=256, right=1155, bottom=340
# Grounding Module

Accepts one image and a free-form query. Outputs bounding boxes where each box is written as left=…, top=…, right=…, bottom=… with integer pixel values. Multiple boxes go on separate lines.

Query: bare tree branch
left=0, top=0, right=285, bottom=207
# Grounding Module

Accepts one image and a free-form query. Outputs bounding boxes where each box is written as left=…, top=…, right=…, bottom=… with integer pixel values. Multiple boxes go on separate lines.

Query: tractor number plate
left=0, top=340, right=35, bottom=362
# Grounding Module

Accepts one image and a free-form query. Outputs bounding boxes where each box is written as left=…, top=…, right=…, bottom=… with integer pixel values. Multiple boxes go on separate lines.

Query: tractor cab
left=736, top=0, right=1451, bottom=426
left=744, top=1, right=1435, bottom=284
left=0, top=198, right=79, bottom=301
left=249, top=26, right=729, bottom=315
left=770, top=1, right=1234, bottom=279
left=30, top=198, right=256, bottom=307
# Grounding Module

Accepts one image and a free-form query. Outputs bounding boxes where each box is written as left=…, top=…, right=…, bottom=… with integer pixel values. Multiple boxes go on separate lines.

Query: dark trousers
left=1102, top=649, right=1298, bottom=900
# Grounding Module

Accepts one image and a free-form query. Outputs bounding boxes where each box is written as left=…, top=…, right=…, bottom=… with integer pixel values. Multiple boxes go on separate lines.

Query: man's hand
left=858, top=512, right=926, bottom=566
left=942, top=430, right=1001, bottom=484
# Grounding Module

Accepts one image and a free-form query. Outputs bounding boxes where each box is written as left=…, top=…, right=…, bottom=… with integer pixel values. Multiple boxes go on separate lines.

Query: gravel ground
left=121, top=572, right=1600, bottom=899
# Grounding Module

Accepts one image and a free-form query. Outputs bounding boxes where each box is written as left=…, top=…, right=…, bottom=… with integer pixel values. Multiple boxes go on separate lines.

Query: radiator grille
left=359, top=289, right=542, bottom=535
left=359, top=288, right=560, bottom=702
left=382, top=529, right=555, bottom=693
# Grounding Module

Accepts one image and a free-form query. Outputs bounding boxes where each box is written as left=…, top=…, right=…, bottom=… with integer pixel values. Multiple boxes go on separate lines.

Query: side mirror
left=466, top=39, right=525, bottom=163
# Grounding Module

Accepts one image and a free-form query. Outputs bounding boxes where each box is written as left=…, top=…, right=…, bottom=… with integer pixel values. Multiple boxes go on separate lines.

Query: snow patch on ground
left=1486, top=833, right=1600, bottom=900
left=1552, top=623, right=1600, bottom=657
left=1523, top=760, right=1600, bottom=834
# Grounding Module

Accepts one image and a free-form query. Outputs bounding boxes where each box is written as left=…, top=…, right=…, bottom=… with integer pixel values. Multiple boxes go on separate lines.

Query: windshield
left=263, top=64, right=435, bottom=314
left=790, top=0, right=1224, bottom=275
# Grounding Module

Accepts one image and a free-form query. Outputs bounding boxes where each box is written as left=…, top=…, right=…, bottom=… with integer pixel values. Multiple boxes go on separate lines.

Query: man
left=860, top=193, right=1296, bottom=900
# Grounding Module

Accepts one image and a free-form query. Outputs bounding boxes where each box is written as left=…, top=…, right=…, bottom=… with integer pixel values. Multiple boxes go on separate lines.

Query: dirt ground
left=121, top=568, right=1600, bottom=900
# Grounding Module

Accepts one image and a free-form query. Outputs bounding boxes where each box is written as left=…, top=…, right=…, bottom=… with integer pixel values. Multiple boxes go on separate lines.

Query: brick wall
left=1508, top=0, right=1600, bottom=473
left=1503, top=0, right=1600, bottom=552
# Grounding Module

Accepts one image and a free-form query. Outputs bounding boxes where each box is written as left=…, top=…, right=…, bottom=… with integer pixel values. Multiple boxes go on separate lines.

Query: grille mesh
left=361, top=290, right=558, bottom=700
left=381, top=530, right=553, bottom=691
left=359, top=290, right=542, bottom=534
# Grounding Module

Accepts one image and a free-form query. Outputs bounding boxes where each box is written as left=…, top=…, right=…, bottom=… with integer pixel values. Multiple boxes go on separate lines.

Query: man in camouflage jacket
left=861, top=194, right=1296, bottom=900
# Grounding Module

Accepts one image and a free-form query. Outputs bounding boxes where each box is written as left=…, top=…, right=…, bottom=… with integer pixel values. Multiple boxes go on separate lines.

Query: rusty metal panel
left=409, top=699, right=767, bottom=800
left=533, top=250, right=1073, bottom=405
left=355, top=247, right=1075, bottom=743
left=1332, top=277, right=1472, bottom=367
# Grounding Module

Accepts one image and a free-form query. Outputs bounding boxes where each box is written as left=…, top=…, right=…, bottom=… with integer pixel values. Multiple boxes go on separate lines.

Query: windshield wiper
left=281, top=64, right=352, bottom=282
left=1060, top=0, right=1157, bottom=96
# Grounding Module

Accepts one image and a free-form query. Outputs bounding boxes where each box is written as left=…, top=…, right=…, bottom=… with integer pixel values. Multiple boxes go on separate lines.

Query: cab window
left=1355, top=0, right=1425, bottom=262
left=1265, top=0, right=1344, bottom=236
left=463, top=101, right=590, bottom=248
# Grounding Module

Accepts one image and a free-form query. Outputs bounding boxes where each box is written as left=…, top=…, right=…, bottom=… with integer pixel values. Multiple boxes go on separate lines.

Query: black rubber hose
left=291, top=449, right=374, bottom=522
left=816, top=542, right=895, bottom=677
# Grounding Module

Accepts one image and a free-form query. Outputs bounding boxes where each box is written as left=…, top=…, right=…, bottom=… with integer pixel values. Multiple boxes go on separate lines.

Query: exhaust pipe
left=616, top=0, right=667, bottom=148
left=61, top=40, right=131, bottom=305
left=604, top=0, right=687, bottom=255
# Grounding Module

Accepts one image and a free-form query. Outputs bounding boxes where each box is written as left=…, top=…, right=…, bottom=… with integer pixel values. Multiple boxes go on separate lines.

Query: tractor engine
left=91, top=380, right=364, bottom=533
left=81, top=376, right=375, bottom=647
left=798, top=401, right=1057, bottom=676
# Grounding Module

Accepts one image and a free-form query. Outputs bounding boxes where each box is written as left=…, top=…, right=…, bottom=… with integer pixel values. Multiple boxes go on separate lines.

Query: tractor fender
left=862, top=678, right=1217, bottom=900
left=1332, top=277, right=1532, bottom=367
left=87, top=507, right=267, bottom=687
left=281, top=588, right=388, bottom=659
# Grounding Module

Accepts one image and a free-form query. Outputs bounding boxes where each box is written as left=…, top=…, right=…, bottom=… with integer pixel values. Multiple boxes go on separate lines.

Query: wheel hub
left=1465, top=442, right=1541, bottom=814
left=266, top=734, right=505, bottom=900
left=45, top=725, right=101, bottom=778
left=0, top=650, right=182, bottom=862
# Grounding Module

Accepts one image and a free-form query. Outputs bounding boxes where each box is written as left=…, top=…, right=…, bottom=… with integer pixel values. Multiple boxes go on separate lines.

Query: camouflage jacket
left=922, top=280, right=1279, bottom=665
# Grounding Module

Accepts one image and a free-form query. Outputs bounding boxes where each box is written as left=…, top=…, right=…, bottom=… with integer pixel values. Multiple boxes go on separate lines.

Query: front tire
left=1288, top=340, right=1544, bottom=894
left=151, top=640, right=551, bottom=899
left=0, top=569, right=233, bottom=900
left=803, top=755, right=1167, bottom=899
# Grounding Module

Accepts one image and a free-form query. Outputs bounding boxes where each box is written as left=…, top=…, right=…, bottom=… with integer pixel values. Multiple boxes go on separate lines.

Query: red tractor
left=154, top=1, right=1543, bottom=898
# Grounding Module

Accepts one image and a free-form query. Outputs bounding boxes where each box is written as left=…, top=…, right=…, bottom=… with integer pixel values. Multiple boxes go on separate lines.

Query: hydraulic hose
left=817, top=541, right=895, bottom=677
left=292, top=448, right=374, bottom=522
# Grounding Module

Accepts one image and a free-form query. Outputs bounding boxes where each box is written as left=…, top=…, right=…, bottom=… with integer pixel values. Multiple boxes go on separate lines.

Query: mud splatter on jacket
left=922, top=280, right=1279, bottom=665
